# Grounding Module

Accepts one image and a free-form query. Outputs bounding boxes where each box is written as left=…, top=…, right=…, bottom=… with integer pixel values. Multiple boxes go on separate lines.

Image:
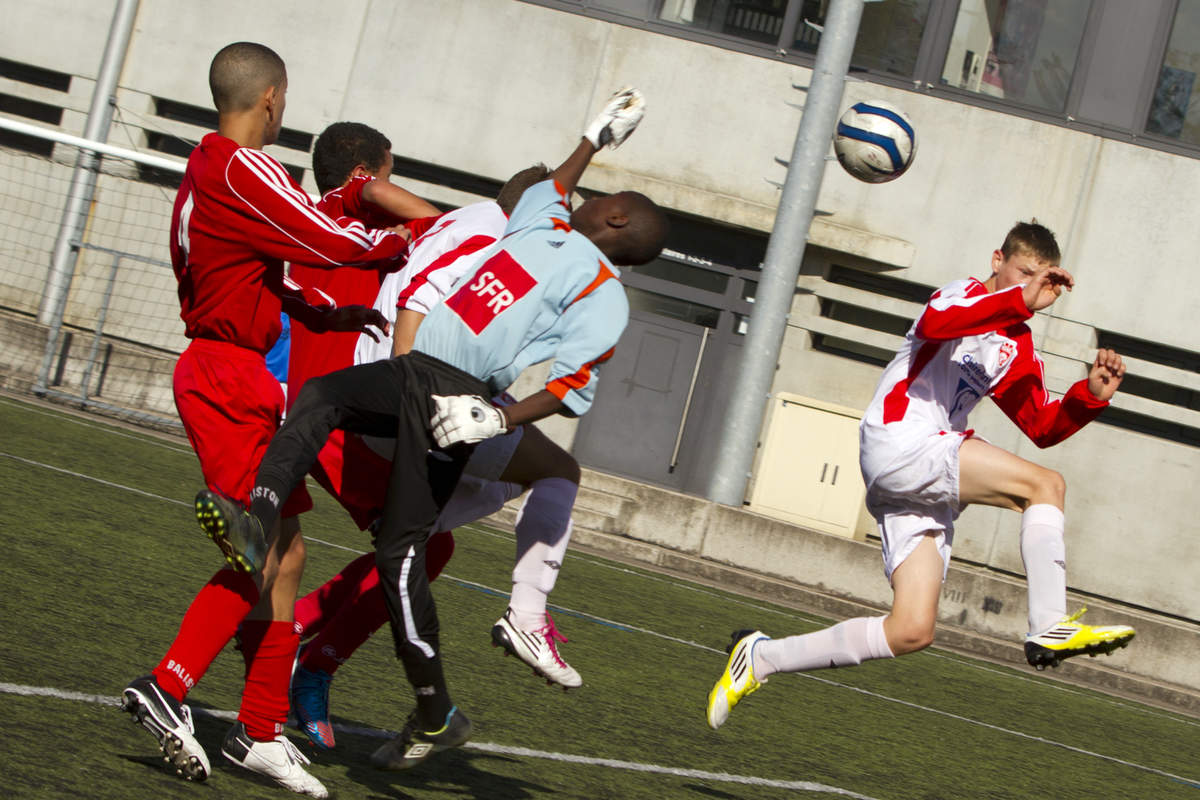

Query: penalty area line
left=0, top=681, right=881, bottom=798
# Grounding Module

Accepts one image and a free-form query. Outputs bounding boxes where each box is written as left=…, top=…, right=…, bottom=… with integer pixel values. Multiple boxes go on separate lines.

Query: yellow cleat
left=706, top=629, right=769, bottom=729
left=1024, top=607, right=1135, bottom=670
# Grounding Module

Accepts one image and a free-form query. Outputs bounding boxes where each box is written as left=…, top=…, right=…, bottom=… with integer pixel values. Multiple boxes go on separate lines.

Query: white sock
left=1021, top=503, right=1067, bottom=634
left=510, top=477, right=577, bottom=630
left=435, top=476, right=522, bottom=531
left=754, top=616, right=893, bottom=678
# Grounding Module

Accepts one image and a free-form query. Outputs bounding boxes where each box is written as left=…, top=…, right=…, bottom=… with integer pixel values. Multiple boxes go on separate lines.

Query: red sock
left=293, top=552, right=376, bottom=638
left=300, top=564, right=388, bottom=675
left=237, top=619, right=298, bottom=740
left=295, top=534, right=454, bottom=675
left=152, top=570, right=258, bottom=701
left=426, top=530, right=455, bottom=581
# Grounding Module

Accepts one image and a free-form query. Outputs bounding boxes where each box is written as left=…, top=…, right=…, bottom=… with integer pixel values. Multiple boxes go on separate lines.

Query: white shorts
left=863, top=430, right=973, bottom=582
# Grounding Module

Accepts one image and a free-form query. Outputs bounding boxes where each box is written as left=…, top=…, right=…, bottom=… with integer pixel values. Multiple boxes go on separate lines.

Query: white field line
left=0, top=682, right=880, bottom=798
left=4, top=446, right=1200, bottom=787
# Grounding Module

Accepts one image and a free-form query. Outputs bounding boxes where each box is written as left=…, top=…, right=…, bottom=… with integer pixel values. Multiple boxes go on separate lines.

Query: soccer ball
left=833, top=101, right=916, bottom=183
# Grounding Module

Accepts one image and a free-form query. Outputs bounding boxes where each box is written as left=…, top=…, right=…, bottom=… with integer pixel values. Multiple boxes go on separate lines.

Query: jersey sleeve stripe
left=567, top=261, right=617, bottom=307
left=227, top=150, right=393, bottom=262
left=546, top=347, right=616, bottom=399
left=236, top=149, right=374, bottom=248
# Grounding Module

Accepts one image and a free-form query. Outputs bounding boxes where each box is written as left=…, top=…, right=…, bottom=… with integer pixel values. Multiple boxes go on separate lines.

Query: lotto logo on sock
left=166, top=659, right=196, bottom=690
left=446, top=251, right=536, bottom=334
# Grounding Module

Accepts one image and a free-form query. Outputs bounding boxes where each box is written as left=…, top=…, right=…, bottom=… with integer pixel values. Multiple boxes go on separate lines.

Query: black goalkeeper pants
left=254, top=351, right=489, bottom=688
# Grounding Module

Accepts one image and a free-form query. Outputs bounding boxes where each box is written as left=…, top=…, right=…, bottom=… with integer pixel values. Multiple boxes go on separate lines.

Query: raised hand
left=1022, top=266, right=1074, bottom=312
left=1087, top=348, right=1125, bottom=402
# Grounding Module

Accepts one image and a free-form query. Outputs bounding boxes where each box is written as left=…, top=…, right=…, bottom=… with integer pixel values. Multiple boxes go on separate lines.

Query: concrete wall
left=0, top=0, right=1196, bottom=623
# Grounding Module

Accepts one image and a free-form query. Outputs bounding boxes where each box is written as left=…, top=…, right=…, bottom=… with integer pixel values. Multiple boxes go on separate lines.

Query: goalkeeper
left=197, top=87, right=669, bottom=770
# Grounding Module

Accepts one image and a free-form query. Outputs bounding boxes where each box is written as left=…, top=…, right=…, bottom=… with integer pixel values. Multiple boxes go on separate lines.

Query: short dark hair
left=209, top=42, right=286, bottom=113
left=607, top=192, right=669, bottom=266
left=1001, top=220, right=1060, bottom=264
left=312, top=122, right=392, bottom=195
left=495, top=163, right=549, bottom=214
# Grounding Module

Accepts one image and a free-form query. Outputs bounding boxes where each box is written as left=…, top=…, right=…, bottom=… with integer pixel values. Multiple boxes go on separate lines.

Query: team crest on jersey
left=997, top=340, right=1016, bottom=371
left=446, top=251, right=536, bottom=334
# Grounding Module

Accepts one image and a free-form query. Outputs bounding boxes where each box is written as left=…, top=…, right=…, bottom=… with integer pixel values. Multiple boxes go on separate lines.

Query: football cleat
left=291, top=663, right=336, bottom=749
left=370, top=706, right=472, bottom=770
left=195, top=489, right=267, bottom=574
left=706, top=629, right=770, bottom=730
left=221, top=722, right=329, bottom=798
left=121, top=674, right=211, bottom=781
left=490, top=607, right=582, bottom=688
left=1024, top=607, right=1135, bottom=670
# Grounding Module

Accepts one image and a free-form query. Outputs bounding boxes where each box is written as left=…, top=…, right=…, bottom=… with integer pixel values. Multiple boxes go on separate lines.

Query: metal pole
left=706, top=0, right=865, bottom=505
left=35, top=0, right=140, bottom=391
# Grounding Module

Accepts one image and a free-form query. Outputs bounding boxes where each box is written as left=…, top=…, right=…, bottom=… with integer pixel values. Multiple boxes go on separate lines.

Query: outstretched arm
left=361, top=179, right=441, bottom=222
left=549, top=86, right=646, bottom=196
left=549, top=138, right=599, bottom=197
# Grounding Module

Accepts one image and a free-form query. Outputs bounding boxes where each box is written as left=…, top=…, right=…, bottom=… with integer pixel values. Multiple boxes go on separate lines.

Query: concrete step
left=574, top=483, right=634, bottom=520
left=488, top=495, right=625, bottom=536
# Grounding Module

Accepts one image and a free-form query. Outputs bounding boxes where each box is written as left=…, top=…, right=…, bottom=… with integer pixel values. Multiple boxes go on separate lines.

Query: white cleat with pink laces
left=491, top=608, right=582, bottom=689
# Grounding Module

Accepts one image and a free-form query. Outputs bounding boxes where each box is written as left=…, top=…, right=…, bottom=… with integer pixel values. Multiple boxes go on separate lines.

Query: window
left=794, top=0, right=932, bottom=79
left=1147, top=0, right=1200, bottom=144
left=940, top=0, right=1092, bottom=113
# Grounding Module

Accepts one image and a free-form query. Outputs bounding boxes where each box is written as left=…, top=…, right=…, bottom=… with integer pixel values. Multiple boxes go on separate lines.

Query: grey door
left=572, top=311, right=708, bottom=491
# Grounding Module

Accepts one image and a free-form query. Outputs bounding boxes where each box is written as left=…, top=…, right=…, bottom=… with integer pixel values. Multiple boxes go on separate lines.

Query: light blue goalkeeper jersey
left=414, top=179, right=629, bottom=415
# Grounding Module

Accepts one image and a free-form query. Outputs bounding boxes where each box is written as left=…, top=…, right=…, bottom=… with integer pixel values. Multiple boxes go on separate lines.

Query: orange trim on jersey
left=552, top=179, right=570, bottom=207
left=568, top=261, right=617, bottom=307
left=551, top=217, right=572, bottom=232
left=546, top=347, right=616, bottom=399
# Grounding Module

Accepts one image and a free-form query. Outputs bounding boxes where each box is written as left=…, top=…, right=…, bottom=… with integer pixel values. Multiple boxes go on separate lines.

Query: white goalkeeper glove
left=584, top=86, right=646, bottom=150
left=430, top=394, right=508, bottom=448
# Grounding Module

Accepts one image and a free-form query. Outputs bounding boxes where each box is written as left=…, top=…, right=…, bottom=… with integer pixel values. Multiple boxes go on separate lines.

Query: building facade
left=1, top=0, right=1197, bottom=625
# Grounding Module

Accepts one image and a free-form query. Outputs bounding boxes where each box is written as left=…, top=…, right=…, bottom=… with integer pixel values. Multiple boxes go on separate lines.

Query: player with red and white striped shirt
left=708, top=221, right=1135, bottom=730
left=120, top=43, right=407, bottom=798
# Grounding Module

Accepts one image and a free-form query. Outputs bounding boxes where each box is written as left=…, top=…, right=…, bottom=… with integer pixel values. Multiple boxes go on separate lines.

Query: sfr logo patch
left=446, top=251, right=536, bottom=334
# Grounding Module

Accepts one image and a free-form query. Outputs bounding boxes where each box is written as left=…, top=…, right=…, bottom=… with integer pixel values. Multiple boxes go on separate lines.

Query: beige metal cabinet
left=749, top=394, right=867, bottom=540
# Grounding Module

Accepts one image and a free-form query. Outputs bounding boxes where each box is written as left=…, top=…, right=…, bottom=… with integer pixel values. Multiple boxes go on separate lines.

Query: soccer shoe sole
left=490, top=622, right=581, bottom=689
left=1025, top=630, right=1135, bottom=670
left=195, top=490, right=263, bottom=573
left=120, top=688, right=209, bottom=781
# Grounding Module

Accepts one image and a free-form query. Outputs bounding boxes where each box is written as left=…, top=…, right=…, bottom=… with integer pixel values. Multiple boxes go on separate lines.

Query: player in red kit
left=119, top=43, right=407, bottom=799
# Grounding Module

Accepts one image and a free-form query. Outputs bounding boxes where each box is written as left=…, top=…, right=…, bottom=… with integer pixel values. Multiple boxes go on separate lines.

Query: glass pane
left=791, top=0, right=932, bottom=79
left=627, top=255, right=729, bottom=294
left=940, top=0, right=1091, bottom=113
left=1146, top=0, right=1200, bottom=143
left=659, top=0, right=789, bottom=45
left=625, top=285, right=721, bottom=328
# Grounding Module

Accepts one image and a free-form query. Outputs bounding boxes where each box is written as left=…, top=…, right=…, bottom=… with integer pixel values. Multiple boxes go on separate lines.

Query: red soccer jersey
left=169, top=134, right=407, bottom=355
left=287, top=176, right=409, bottom=405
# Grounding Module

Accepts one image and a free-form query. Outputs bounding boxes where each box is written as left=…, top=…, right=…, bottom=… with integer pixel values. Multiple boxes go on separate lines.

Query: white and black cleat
left=490, top=607, right=582, bottom=689
left=121, top=674, right=211, bottom=781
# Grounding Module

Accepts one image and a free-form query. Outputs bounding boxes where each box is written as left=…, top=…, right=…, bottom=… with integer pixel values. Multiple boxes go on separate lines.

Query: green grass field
left=0, top=394, right=1197, bottom=800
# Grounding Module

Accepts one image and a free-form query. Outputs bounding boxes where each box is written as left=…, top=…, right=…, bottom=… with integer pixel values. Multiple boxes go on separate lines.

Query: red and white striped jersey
left=169, top=133, right=407, bottom=355
left=353, top=200, right=507, bottom=366
left=860, top=278, right=1108, bottom=478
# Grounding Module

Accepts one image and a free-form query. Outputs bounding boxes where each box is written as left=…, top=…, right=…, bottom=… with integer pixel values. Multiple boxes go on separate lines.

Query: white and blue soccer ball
left=834, top=101, right=916, bottom=184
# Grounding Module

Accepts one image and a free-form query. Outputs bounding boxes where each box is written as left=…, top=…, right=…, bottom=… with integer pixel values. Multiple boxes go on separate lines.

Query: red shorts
left=310, top=431, right=390, bottom=530
left=174, top=339, right=312, bottom=517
